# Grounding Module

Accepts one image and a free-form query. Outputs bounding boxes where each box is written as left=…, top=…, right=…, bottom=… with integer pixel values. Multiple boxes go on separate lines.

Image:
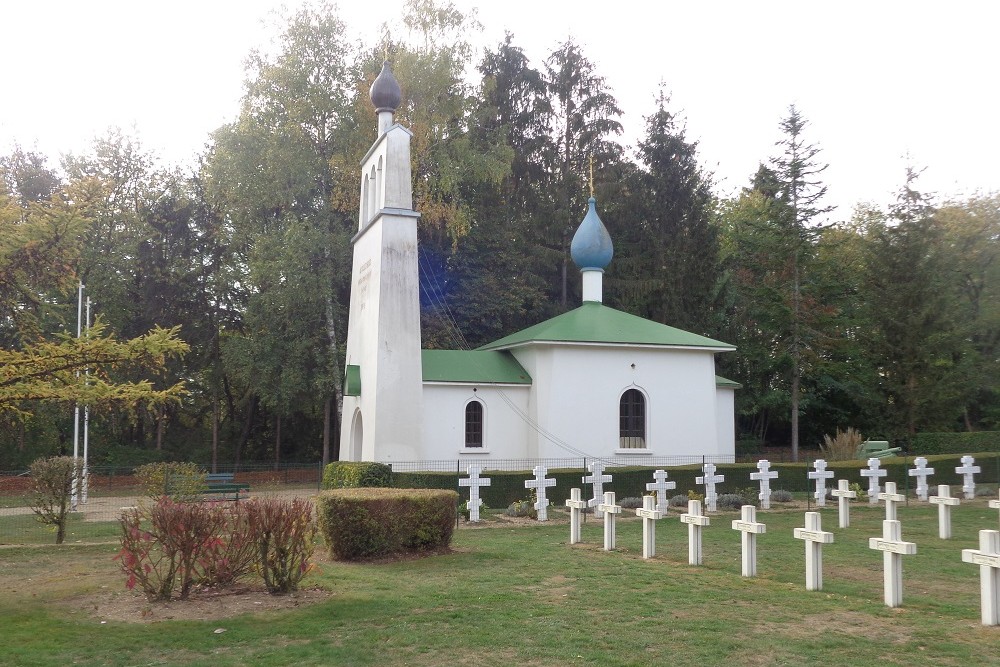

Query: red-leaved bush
left=244, top=497, right=317, bottom=594
left=116, top=496, right=316, bottom=600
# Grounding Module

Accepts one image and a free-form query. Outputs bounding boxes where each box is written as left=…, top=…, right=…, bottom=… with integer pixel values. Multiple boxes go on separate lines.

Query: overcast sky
left=2, top=0, right=997, bottom=217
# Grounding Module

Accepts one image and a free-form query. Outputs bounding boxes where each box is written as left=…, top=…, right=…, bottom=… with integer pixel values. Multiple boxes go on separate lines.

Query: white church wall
left=715, top=387, right=737, bottom=458
left=421, top=384, right=531, bottom=460
left=511, top=345, right=721, bottom=460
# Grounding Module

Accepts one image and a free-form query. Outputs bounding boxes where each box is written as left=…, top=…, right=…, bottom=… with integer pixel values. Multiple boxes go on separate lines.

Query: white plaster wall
left=422, top=384, right=531, bottom=460
left=715, top=387, right=736, bottom=458
left=510, top=344, right=721, bottom=460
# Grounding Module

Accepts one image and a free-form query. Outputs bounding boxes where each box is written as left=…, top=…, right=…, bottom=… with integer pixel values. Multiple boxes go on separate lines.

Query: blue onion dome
left=370, top=60, right=402, bottom=112
left=570, top=197, right=614, bottom=270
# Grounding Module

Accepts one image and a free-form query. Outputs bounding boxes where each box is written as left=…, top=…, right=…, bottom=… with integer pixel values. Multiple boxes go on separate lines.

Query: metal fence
left=0, top=462, right=324, bottom=546
left=387, top=454, right=738, bottom=473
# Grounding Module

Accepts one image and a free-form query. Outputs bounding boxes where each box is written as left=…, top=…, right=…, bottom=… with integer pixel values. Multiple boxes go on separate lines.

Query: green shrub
left=322, top=461, right=393, bottom=489
left=716, top=493, right=746, bottom=510
left=771, top=489, right=793, bottom=503
left=668, top=494, right=689, bottom=508
left=317, top=488, right=457, bottom=561
left=619, top=496, right=644, bottom=509
left=505, top=499, right=536, bottom=518
left=134, top=462, right=206, bottom=501
left=910, top=432, right=1000, bottom=455
left=734, top=487, right=760, bottom=507
left=29, top=456, right=84, bottom=544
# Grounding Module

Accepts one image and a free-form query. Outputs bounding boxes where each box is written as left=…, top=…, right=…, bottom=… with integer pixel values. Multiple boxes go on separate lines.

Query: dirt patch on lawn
left=63, top=584, right=332, bottom=624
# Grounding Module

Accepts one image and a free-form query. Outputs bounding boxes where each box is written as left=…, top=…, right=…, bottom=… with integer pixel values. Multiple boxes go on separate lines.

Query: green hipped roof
left=422, top=349, right=532, bottom=384
left=716, top=375, right=742, bottom=389
left=477, top=302, right=735, bottom=351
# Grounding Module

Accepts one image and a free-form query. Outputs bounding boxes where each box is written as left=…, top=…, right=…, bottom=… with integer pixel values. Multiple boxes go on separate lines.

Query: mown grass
left=1, top=500, right=999, bottom=666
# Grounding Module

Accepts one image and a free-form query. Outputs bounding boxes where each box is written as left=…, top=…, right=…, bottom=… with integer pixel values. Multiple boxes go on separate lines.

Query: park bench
left=857, top=440, right=902, bottom=460
left=201, top=473, right=250, bottom=501
left=165, top=472, right=250, bottom=501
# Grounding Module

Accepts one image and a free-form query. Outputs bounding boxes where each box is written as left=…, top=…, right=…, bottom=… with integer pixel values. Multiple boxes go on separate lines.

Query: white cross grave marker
left=961, top=529, right=1000, bottom=626
left=869, top=519, right=917, bottom=608
left=636, top=495, right=663, bottom=559
left=808, top=459, right=834, bottom=507
left=696, top=463, right=725, bottom=512
left=878, top=481, right=906, bottom=521
left=525, top=465, right=556, bottom=521
left=565, top=488, right=588, bottom=545
left=458, top=465, right=491, bottom=522
left=860, top=457, right=887, bottom=505
left=990, top=493, right=1000, bottom=529
left=956, top=455, right=981, bottom=500
left=583, top=461, right=613, bottom=518
left=750, top=459, right=779, bottom=510
left=646, top=469, right=676, bottom=515
left=680, top=499, right=710, bottom=565
left=599, top=491, right=622, bottom=551
left=908, top=457, right=935, bottom=501
left=793, top=511, right=835, bottom=591
left=732, top=505, right=766, bottom=577
left=831, top=479, right=857, bottom=529
left=929, top=484, right=961, bottom=539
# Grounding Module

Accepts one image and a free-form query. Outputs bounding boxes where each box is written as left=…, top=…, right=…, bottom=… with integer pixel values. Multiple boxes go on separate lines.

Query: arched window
left=465, top=400, right=484, bottom=448
left=619, top=389, right=646, bottom=448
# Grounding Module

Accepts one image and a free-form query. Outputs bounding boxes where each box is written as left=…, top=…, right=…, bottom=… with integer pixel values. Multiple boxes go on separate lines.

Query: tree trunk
left=274, top=414, right=281, bottom=471
left=324, top=294, right=344, bottom=464
left=155, top=406, right=165, bottom=451
left=211, top=396, right=219, bottom=474
left=235, top=395, right=257, bottom=471
left=322, top=395, right=332, bottom=467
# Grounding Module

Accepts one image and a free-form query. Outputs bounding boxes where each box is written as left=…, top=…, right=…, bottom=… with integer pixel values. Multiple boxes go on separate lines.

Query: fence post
left=456, top=460, right=461, bottom=529
left=806, top=459, right=811, bottom=511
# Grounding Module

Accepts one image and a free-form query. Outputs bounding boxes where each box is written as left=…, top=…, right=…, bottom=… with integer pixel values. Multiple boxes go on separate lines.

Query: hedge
left=910, top=432, right=1000, bottom=455
left=316, top=488, right=457, bottom=561
left=415, top=454, right=1000, bottom=508
left=322, top=461, right=393, bottom=489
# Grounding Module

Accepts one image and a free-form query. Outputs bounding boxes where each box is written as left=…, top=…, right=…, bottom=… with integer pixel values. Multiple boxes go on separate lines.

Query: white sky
left=1, top=0, right=997, bottom=217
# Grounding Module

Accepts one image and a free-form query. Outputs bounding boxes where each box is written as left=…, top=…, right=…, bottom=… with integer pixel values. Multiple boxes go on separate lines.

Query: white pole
left=82, top=296, right=91, bottom=504
left=71, top=282, right=83, bottom=511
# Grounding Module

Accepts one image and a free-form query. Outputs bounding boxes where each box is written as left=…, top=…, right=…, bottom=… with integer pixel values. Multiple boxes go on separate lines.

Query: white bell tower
left=339, top=61, right=423, bottom=462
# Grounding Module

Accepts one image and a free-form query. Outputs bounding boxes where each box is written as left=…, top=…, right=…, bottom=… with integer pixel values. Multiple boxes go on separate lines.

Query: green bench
left=202, top=473, right=250, bottom=501
left=165, top=473, right=250, bottom=501
left=857, top=440, right=902, bottom=460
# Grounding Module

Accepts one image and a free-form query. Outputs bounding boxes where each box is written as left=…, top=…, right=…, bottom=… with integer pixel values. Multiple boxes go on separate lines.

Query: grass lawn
left=1, top=499, right=998, bottom=666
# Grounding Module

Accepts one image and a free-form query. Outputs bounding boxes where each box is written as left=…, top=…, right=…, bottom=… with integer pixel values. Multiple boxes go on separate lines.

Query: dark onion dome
left=570, top=197, right=614, bottom=270
left=370, top=60, right=402, bottom=113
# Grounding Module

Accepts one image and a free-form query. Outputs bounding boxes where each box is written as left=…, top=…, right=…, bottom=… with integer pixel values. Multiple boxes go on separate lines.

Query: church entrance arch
left=350, top=409, right=364, bottom=461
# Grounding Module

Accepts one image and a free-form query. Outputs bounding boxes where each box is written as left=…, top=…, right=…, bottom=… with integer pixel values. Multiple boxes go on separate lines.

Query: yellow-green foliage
left=134, top=462, right=207, bottom=501
left=322, top=461, right=392, bottom=489
left=316, top=488, right=457, bottom=561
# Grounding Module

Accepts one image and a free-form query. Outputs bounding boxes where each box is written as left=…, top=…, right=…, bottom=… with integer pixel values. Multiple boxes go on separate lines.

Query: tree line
left=2, top=0, right=998, bottom=468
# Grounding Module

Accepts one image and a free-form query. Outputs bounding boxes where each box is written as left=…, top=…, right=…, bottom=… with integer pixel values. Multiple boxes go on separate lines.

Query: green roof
left=716, top=375, right=742, bottom=389
left=422, top=350, right=532, bottom=384
left=478, top=302, right=735, bottom=351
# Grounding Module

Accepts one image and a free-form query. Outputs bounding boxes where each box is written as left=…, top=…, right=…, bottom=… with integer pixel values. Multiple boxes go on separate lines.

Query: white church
left=339, top=61, right=739, bottom=465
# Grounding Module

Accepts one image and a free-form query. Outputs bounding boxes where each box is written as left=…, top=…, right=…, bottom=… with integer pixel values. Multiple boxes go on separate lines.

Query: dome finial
left=370, top=60, right=402, bottom=114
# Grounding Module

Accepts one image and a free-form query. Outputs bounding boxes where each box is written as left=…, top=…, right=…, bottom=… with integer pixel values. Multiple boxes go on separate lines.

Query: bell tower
left=339, top=61, right=423, bottom=462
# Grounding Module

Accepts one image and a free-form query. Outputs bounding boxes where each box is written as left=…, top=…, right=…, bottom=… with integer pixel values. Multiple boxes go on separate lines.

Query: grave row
left=459, top=461, right=1000, bottom=625
left=569, top=486, right=1000, bottom=626
left=460, top=456, right=996, bottom=525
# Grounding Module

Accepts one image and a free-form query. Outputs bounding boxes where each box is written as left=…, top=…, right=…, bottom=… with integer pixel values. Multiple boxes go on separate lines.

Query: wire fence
left=386, top=454, right=739, bottom=473
left=0, top=462, right=324, bottom=546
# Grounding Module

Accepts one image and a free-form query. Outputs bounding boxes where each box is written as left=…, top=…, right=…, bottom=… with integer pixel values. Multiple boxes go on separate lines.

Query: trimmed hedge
left=419, top=454, right=1000, bottom=508
left=910, top=432, right=1000, bottom=455
left=316, top=488, right=457, bottom=561
left=322, top=461, right=393, bottom=489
